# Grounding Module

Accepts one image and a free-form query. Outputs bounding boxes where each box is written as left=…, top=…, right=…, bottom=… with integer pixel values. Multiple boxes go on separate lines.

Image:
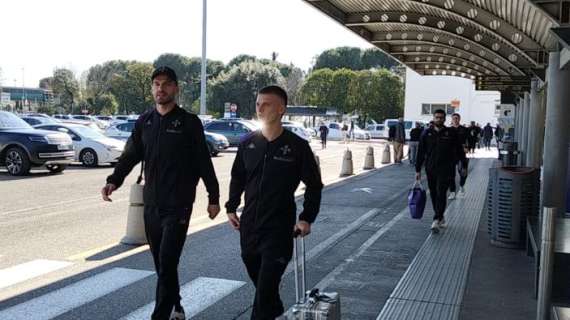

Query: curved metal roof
left=304, top=0, right=563, bottom=92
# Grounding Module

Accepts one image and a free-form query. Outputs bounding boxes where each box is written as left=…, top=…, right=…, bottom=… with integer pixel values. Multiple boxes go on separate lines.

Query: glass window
left=0, top=112, right=32, bottom=129
left=446, top=104, right=455, bottom=115
left=330, top=123, right=340, bottom=130
left=421, top=104, right=431, bottom=115
left=206, top=122, right=227, bottom=131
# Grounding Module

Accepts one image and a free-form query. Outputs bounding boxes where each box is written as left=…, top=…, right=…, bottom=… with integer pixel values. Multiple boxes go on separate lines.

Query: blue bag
left=408, top=181, right=427, bottom=219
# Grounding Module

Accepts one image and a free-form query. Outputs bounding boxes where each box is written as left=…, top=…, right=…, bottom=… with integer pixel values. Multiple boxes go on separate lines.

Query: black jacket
left=388, top=123, right=406, bottom=142
left=107, top=106, right=219, bottom=208
left=452, top=125, right=469, bottom=147
left=410, top=127, right=423, bottom=142
left=225, top=130, right=323, bottom=233
left=415, top=125, right=465, bottom=176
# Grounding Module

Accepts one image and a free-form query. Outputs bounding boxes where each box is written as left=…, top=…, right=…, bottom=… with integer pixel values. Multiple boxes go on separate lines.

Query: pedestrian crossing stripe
left=0, top=259, right=73, bottom=290
left=120, top=277, right=246, bottom=319
left=0, top=267, right=153, bottom=320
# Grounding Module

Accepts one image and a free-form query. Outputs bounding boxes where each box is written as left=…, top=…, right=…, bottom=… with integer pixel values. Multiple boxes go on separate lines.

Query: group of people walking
left=101, top=67, right=323, bottom=320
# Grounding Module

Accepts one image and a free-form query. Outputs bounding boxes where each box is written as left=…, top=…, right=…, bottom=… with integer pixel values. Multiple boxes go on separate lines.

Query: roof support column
left=527, top=79, right=545, bottom=168
left=521, top=92, right=531, bottom=166
left=542, top=50, right=570, bottom=213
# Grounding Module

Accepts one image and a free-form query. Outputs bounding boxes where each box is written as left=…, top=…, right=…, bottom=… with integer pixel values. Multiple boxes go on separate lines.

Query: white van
left=366, top=124, right=385, bottom=139
left=382, top=119, right=427, bottom=140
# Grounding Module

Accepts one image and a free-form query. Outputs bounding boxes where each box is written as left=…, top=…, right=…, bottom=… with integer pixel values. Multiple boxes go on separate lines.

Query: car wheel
left=80, top=149, right=98, bottom=167
left=5, top=147, right=31, bottom=176
left=46, top=164, right=67, bottom=174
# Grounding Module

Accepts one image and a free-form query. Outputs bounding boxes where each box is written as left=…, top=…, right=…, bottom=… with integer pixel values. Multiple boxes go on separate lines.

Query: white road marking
left=0, top=268, right=153, bottom=320
left=121, top=277, right=245, bottom=319
left=0, top=259, right=73, bottom=290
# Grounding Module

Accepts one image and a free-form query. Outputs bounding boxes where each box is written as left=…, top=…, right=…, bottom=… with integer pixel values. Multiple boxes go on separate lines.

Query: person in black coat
left=226, top=86, right=323, bottom=320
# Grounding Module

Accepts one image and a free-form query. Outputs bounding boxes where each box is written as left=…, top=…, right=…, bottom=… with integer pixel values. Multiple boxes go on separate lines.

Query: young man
left=483, top=123, right=494, bottom=150
left=319, top=122, right=329, bottom=149
left=389, top=118, right=406, bottom=164
left=467, top=121, right=478, bottom=154
left=226, top=86, right=323, bottom=320
left=416, top=109, right=465, bottom=233
left=101, top=67, right=220, bottom=320
left=408, top=122, right=423, bottom=166
left=448, top=113, right=469, bottom=199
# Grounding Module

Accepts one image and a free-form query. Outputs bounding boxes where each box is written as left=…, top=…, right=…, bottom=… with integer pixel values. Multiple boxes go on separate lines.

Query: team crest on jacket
left=247, top=142, right=256, bottom=149
left=280, top=145, right=291, bottom=156
left=172, top=119, right=181, bottom=128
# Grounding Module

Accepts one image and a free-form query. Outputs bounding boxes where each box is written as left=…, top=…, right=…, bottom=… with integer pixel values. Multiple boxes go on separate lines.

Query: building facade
left=404, top=68, right=501, bottom=126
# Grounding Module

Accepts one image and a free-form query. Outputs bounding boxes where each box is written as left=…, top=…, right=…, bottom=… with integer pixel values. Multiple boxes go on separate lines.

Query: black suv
left=0, top=111, right=74, bottom=176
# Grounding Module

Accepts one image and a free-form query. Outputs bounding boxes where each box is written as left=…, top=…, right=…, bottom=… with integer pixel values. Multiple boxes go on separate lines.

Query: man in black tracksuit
left=226, top=86, right=323, bottom=320
left=415, top=109, right=465, bottom=233
left=448, top=113, right=469, bottom=199
left=101, top=67, right=220, bottom=320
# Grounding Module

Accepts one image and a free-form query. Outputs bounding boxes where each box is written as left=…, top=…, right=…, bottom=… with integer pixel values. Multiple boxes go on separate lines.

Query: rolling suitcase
left=280, top=236, right=341, bottom=320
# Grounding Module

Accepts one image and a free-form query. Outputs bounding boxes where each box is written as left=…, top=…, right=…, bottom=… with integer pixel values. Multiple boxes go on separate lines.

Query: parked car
left=203, top=119, right=258, bottom=146
left=205, top=131, right=229, bottom=156
left=0, top=111, right=74, bottom=175
left=283, top=123, right=312, bottom=142
left=383, top=119, right=426, bottom=140
left=283, top=121, right=316, bottom=138
left=20, top=116, right=60, bottom=126
left=352, top=125, right=371, bottom=140
left=53, top=114, right=72, bottom=120
left=35, top=123, right=125, bottom=167
left=104, top=121, right=135, bottom=141
left=366, top=124, right=386, bottom=139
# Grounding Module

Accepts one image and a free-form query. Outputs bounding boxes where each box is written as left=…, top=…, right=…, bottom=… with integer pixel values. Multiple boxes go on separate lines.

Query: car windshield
left=72, top=125, right=107, bottom=140
left=0, top=112, right=33, bottom=129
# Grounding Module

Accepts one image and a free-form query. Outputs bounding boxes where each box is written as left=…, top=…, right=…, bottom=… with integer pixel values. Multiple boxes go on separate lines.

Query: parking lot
left=0, top=140, right=390, bottom=270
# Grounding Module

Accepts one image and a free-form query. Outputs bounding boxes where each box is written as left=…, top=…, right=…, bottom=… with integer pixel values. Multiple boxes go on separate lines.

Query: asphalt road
left=0, top=140, right=388, bottom=269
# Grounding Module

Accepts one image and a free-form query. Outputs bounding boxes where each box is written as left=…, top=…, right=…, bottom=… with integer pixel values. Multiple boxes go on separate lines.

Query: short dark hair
left=434, top=109, right=446, bottom=116
left=258, top=85, right=288, bottom=106
left=452, top=113, right=461, bottom=118
left=151, top=66, right=178, bottom=84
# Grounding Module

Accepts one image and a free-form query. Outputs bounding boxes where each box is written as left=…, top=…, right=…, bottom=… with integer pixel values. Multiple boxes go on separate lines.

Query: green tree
left=285, top=66, right=305, bottom=106
left=227, top=54, right=257, bottom=69
left=330, top=69, right=357, bottom=113
left=89, top=93, right=118, bottom=115
left=299, top=68, right=335, bottom=107
left=361, top=48, right=398, bottom=70
left=313, top=47, right=362, bottom=71
left=51, top=68, right=80, bottom=113
left=348, top=69, right=403, bottom=122
left=85, top=60, right=132, bottom=102
left=110, top=62, right=154, bottom=114
left=209, top=61, right=286, bottom=118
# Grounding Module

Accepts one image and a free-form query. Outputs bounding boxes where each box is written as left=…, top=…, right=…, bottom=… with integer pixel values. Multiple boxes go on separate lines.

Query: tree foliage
left=208, top=61, right=286, bottom=118
left=300, top=68, right=403, bottom=122
left=51, top=68, right=80, bottom=113
left=313, top=47, right=398, bottom=71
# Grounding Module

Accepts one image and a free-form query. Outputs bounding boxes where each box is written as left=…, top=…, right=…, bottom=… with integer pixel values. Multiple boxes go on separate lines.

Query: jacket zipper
left=155, top=116, right=162, bottom=204
left=254, top=151, right=268, bottom=228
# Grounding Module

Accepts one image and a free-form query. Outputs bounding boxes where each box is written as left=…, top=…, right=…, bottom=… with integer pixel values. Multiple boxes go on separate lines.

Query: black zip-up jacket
left=410, top=127, right=423, bottom=142
left=415, top=125, right=465, bottom=176
left=451, top=125, right=469, bottom=147
left=107, top=106, right=219, bottom=208
left=225, top=130, right=323, bottom=233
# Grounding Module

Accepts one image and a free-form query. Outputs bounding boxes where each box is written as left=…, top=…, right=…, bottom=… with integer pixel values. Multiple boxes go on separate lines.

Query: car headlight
left=28, top=136, right=48, bottom=143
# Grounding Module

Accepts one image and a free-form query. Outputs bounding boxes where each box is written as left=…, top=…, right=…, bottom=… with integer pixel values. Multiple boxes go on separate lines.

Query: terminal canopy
left=304, top=0, right=569, bottom=95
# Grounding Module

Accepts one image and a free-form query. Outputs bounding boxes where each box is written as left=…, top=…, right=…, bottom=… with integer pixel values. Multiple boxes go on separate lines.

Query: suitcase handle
left=293, top=235, right=306, bottom=304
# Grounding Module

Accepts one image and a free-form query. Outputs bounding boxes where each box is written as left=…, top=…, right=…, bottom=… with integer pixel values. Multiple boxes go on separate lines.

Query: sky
left=0, top=0, right=372, bottom=88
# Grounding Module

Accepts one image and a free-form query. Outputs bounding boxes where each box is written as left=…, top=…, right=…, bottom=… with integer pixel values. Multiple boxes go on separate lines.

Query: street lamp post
left=199, top=0, right=207, bottom=115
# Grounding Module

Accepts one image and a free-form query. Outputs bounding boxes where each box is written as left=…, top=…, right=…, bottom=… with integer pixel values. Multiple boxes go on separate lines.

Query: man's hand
left=227, top=213, right=240, bottom=230
left=101, top=183, right=117, bottom=202
left=294, top=221, right=311, bottom=237
left=415, top=172, right=421, bottom=181
left=208, top=205, right=221, bottom=220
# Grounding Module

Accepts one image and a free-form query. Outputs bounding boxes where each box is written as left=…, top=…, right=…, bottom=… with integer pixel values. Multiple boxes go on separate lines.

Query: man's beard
left=155, top=95, right=175, bottom=105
